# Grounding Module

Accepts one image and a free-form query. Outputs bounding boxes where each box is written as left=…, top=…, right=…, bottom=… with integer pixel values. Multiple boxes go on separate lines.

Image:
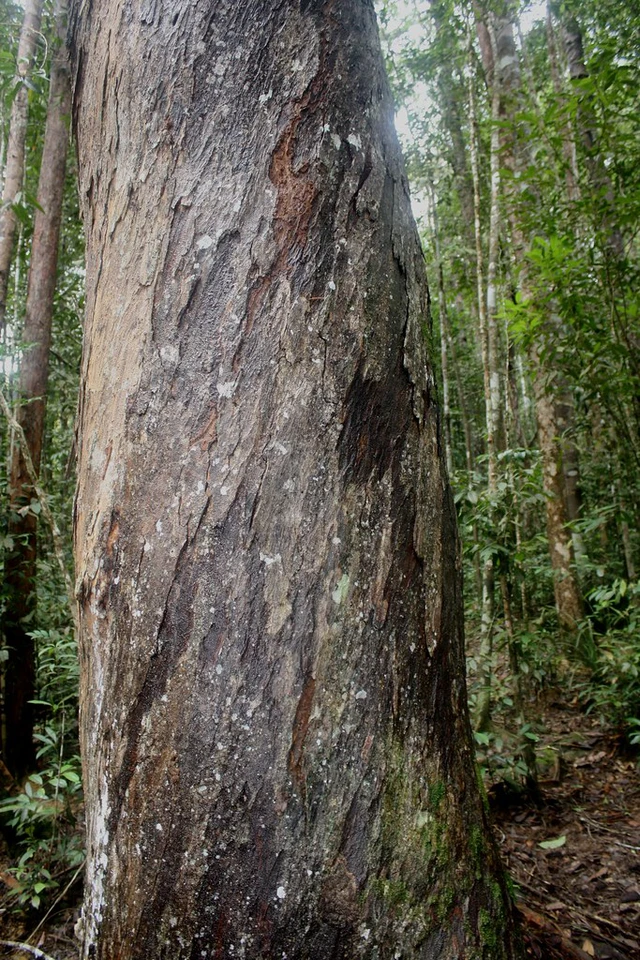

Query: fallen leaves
left=492, top=702, right=640, bottom=959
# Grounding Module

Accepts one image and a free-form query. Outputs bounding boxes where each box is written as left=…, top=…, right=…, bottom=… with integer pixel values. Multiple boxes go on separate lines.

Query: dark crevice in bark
left=338, top=352, right=412, bottom=485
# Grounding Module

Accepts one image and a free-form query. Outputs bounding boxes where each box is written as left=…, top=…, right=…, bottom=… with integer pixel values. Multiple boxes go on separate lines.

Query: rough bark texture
left=0, top=0, right=44, bottom=332
left=3, top=0, right=71, bottom=777
left=71, top=2, right=521, bottom=958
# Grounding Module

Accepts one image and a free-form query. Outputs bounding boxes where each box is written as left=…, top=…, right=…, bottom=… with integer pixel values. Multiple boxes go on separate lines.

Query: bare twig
left=26, top=862, right=84, bottom=946
left=0, top=941, right=59, bottom=960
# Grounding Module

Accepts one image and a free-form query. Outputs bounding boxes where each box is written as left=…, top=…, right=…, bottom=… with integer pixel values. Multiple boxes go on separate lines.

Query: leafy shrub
left=0, top=626, right=83, bottom=911
left=577, top=579, right=640, bottom=745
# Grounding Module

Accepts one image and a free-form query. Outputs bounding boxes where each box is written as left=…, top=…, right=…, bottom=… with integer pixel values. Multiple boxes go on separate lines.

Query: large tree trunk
left=3, top=0, right=71, bottom=777
left=0, top=0, right=44, bottom=333
left=70, top=2, right=521, bottom=958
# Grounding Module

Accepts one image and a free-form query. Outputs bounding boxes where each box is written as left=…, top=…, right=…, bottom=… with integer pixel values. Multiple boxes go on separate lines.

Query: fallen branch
left=0, top=941, right=59, bottom=960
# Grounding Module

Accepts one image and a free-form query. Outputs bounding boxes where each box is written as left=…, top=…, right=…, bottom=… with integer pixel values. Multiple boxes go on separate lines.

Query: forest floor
left=493, top=698, right=640, bottom=960
left=0, top=699, right=638, bottom=959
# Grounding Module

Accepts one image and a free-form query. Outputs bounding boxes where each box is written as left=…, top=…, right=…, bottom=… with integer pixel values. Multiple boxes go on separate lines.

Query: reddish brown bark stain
left=190, top=405, right=218, bottom=451
left=269, top=115, right=317, bottom=262
left=244, top=7, right=341, bottom=334
left=106, top=515, right=119, bottom=556
left=244, top=109, right=318, bottom=337
left=287, top=674, right=316, bottom=800
left=101, top=440, right=112, bottom=479
left=360, top=733, right=374, bottom=762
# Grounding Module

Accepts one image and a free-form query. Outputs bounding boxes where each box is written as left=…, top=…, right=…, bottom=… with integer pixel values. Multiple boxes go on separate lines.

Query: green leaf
left=539, top=835, right=566, bottom=850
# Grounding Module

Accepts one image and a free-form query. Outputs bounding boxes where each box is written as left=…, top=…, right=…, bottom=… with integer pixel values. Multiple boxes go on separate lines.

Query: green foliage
left=380, top=0, right=640, bottom=767
left=474, top=722, right=540, bottom=789
left=0, top=0, right=84, bottom=916
left=577, top=579, right=640, bottom=743
left=0, top=623, right=83, bottom=911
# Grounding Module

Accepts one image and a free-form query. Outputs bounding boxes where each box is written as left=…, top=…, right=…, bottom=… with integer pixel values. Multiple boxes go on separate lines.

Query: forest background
left=0, top=0, right=637, bottom=927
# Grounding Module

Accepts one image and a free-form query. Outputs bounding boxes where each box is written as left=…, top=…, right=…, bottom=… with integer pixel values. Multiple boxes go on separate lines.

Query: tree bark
left=3, top=0, right=71, bottom=778
left=70, top=2, right=521, bottom=958
left=0, top=0, right=44, bottom=333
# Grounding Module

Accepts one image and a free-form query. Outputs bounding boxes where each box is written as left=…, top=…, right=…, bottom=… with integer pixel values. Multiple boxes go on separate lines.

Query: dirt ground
left=494, top=700, right=640, bottom=960
left=0, top=700, right=638, bottom=959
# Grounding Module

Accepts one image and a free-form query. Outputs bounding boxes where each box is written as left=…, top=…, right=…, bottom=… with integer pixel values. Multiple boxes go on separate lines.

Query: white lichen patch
left=260, top=552, right=282, bottom=567
left=276, top=885, right=286, bottom=900
left=84, top=772, right=111, bottom=952
left=216, top=381, right=236, bottom=398
left=160, top=343, right=179, bottom=365
left=347, top=133, right=362, bottom=149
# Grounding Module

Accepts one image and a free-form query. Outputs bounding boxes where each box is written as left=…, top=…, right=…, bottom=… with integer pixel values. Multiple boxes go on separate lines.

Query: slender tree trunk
left=467, top=55, right=496, bottom=489
left=555, top=387, right=586, bottom=564
left=562, top=15, right=624, bottom=259
left=437, top=262, right=454, bottom=477
left=430, top=2, right=475, bottom=236
left=490, top=11, right=584, bottom=634
left=485, top=71, right=504, bottom=460
left=468, top=33, right=505, bottom=731
left=3, top=0, right=71, bottom=778
left=70, top=2, right=522, bottom=958
left=428, top=189, right=453, bottom=477
left=0, top=0, right=44, bottom=333
left=529, top=358, right=583, bottom=630
left=546, top=3, right=580, bottom=204
left=504, top=341, right=531, bottom=623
